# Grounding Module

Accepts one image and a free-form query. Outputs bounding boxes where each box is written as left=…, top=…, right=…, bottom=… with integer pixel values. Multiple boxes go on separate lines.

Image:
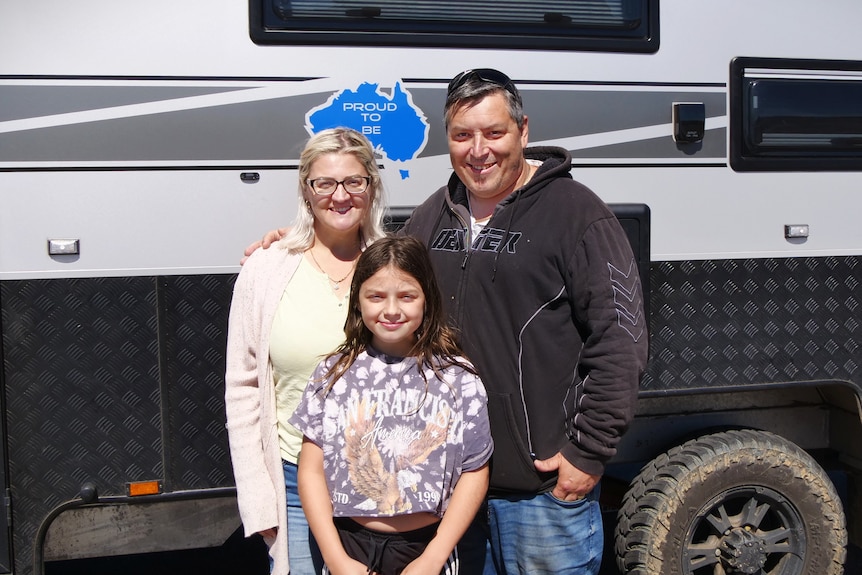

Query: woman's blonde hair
left=280, top=127, right=388, bottom=252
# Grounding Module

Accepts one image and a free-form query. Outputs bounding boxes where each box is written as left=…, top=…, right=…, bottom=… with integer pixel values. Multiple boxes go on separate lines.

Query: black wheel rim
left=681, top=485, right=806, bottom=575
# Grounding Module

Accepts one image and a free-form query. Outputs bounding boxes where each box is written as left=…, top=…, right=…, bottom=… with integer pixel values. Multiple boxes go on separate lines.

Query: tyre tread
left=614, top=429, right=847, bottom=575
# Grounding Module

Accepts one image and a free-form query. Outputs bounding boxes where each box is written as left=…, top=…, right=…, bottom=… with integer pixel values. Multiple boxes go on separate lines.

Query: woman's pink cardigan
left=225, top=242, right=302, bottom=575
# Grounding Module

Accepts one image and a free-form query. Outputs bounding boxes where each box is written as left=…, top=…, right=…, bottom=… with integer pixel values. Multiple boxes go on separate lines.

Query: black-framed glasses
left=447, top=68, right=519, bottom=100
left=306, top=175, right=371, bottom=195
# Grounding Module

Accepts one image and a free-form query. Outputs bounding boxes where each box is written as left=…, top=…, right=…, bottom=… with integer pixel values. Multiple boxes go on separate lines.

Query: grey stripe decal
left=0, top=77, right=726, bottom=166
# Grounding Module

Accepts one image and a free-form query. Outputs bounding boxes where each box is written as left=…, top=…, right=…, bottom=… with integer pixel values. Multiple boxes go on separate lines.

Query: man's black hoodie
left=402, top=146, right=649, bottom=495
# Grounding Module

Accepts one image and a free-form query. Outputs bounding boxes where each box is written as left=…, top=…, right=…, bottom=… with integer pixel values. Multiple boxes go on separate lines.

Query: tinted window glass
left=746, top=80, right=862, bottom=153
left=730, top=58, right=862, bottom=171
left=250, top=0, right=658, bottom=52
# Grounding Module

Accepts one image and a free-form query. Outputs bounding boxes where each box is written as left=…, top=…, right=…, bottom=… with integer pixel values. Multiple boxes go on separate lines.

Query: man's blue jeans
left=482, top=486, right=603, bottom=575
left=283, top=460, right=324, bottom=574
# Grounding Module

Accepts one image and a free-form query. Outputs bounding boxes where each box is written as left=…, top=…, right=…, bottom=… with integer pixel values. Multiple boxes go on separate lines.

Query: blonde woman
left=225, top=127, right=388, bottom=575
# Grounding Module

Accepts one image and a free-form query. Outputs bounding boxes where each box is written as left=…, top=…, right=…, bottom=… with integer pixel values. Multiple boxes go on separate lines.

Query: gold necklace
left=308, top=248, right=356, bottom=290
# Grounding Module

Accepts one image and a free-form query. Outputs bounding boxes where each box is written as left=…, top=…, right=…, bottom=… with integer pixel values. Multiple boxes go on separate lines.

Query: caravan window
left=249, top=0, right=658, bottom=52
left=731, top=58, right=862, bottom=171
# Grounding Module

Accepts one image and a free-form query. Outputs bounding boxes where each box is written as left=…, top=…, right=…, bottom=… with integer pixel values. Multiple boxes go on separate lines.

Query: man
left=402, top=68, right=647, bottom=574
left=247, top=69, right=648, bottom=574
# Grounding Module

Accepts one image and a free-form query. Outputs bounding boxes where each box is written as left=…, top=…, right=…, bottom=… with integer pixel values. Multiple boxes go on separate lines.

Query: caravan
left=1, top=1, right=861, bottom=573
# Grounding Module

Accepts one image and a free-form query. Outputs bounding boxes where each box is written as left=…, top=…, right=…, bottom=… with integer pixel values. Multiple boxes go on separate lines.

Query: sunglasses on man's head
left=447, top=68, right=519, bottom=100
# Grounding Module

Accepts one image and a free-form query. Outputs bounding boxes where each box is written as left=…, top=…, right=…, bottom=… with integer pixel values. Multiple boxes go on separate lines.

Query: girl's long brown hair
left=322, top=236, right=475, bottom=390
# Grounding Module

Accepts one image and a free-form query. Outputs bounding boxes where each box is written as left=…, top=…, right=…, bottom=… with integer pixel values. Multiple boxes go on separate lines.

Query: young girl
left=289, top=235, right=492, bottom=575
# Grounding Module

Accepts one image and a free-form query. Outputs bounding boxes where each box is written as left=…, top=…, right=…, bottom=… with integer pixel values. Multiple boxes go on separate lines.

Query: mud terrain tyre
left=615, top=429, right=846, bottom=575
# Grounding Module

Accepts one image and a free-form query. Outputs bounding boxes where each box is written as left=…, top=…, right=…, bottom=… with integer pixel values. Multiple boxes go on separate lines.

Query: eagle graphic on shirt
left=344, top=397, right=450, bottom=515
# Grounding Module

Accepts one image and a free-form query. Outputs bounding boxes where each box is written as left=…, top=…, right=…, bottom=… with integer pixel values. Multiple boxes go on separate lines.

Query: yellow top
left=270, top=256, right=349, bottom=463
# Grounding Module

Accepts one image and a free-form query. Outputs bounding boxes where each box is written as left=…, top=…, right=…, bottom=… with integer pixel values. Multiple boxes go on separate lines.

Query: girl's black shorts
left=326, top=516, right=458, bottom=575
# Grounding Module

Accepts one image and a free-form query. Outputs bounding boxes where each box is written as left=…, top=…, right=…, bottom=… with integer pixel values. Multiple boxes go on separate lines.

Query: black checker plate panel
left=160, top=274, right=236, bottom=490
left=0, top=274, right=237, bottom=575
left=644, top=256, right=861, bottom=391
left=1, top=256, right=861, bottom=573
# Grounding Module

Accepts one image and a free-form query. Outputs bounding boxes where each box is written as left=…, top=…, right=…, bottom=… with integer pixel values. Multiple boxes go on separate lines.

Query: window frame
left=730, top=57, right=862, bottom=172
left=248, top=0, right=659, bottom=53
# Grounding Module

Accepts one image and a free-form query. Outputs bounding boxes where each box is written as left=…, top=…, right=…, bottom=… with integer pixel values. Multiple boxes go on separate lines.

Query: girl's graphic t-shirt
left=289, top=347, right=493, bottom=518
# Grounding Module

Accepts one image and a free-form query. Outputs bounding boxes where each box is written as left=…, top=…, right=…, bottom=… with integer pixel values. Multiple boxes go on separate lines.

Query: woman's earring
left=305, top=200, right=312, bottom=212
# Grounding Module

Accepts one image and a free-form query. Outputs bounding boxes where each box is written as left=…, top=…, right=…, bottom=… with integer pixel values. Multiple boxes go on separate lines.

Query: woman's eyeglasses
left=306, top=176, right=370, bottom=196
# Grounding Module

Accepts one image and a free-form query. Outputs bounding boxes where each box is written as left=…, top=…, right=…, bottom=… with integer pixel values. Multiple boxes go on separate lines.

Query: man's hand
left=533, top=452, right=600, bottom=501
left=240, top=227, right=288, bottom=265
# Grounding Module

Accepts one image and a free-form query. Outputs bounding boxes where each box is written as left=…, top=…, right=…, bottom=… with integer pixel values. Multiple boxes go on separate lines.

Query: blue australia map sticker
left=306, top=81, right=429, bottom=179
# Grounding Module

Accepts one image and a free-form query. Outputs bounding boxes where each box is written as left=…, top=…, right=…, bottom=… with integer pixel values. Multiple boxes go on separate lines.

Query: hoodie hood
left=444, top=146, right=573, bottom=213
left=443, top=146, right=574, bottom=280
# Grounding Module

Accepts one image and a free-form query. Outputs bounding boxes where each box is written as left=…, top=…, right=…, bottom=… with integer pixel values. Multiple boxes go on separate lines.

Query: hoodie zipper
left=449, top=205, right=473, bottom=326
